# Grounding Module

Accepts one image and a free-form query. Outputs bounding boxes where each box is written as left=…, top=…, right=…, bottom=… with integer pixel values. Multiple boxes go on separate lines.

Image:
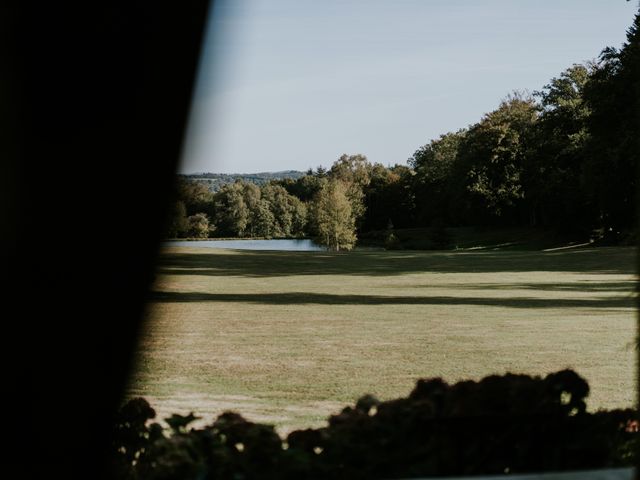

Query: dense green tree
left=241, top=182, right=262, bottom=237
left=261, top=184, right=294, bottom=237
left=183, top=179, right=309, bottom=239
left=185, top=212, right=211, bottom=238
left=277, top=174, right=327, bottom=202
left=254, top=198, right=276, bottom=238
left=312, top=180, right=357, bottom=251
left=260, top=184, right=308, bottom=237
left=177, top=178, right=213, bottom=216
left=363, top=163, right=415, bottom=230
left=328, top=154, right=372, bottom=227
left=527, top=64, right=594, bottom=229
left=584, top=9, right=640, bottom=232
left=291, top=197, right=308, bottom=236
left=329, top=154, right=372, bottom=186
left=457, top=94, right=539, bottom=224
left=409, top=130, right=466, bottom=226
left=166, top=200, right=189, bottom=238
left=212, top=181, right=249, bottom=237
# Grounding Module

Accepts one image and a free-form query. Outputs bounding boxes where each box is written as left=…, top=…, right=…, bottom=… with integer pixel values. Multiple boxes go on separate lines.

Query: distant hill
left=180, top=170, right=305, bottom=191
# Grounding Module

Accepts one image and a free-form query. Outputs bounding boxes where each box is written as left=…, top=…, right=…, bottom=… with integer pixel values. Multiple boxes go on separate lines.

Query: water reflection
left=164, top=239, right=324, bottom=251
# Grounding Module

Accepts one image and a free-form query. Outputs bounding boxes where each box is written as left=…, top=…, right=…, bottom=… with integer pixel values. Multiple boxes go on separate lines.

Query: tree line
left=180, top=170, right=304, bottom=192
left=169, top=9, right=639, bottom=250
left=169, top=156, right=367, bottom=251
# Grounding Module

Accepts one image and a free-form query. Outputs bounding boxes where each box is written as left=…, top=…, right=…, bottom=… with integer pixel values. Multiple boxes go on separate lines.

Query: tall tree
left=329, top=154, right=371, bottom=225
left=254, top=198, right=276, bottom=238
left=584, top=8, right=640, bottom=231
left=457, top=93, right=539, bottom=225
left=177, top=178, right=213, bottom=216
left=363, top=163, right=415, bottom=230
left=313, top=180, right=357, bottom=251
left=261, top=184, right=294, bottom=237
left=276, top=174, right=327, bottom=202
left=242, top=182, right=262, bottom=237
left=410, top=130, right=466, bottom=226
left=212, top=181, right=249, bottom=237
left=291, top=199, right=308, bottom=236
left=330, top=153, right=372, bottom=186
left=527, top=64, right=594, bottom=229
left=186, top=212, right=211, bottom=238
left=260, top=184, right=308, bottom=237
left=166, top=200, right=189, bottom=238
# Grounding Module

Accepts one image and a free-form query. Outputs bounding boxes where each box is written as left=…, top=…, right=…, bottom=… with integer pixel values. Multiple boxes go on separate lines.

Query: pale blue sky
left=179, top=0, right=637, bottom=174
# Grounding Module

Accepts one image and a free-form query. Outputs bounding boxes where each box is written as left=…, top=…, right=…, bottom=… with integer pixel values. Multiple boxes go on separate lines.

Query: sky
left=179, top=0, right=638, bottom=174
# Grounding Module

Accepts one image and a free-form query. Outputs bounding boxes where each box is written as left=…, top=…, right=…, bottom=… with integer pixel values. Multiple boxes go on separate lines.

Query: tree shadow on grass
left=150, top=291, right=635, bottom=310
left=400, top=281, right=637, bottom=293
left=157, top=247, right=637, bottom=278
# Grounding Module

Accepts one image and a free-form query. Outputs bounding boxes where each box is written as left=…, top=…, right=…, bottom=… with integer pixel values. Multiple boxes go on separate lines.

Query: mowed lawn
left=130, top=246, right=637, bottom=433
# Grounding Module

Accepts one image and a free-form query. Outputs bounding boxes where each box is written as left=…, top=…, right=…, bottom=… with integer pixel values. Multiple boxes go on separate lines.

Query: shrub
left=186, top=213, right=211, bottom=238
left=112, top=370, right=637, bottom=479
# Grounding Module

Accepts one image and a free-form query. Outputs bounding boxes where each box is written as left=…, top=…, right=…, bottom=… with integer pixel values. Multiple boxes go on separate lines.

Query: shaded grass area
left=157, top=246, right=635, bottom=277
left=131, top=246, right=637, bottom=433
left=359, top=226, right=598, bottom=250
left=151, top=291, right=635, bottom=309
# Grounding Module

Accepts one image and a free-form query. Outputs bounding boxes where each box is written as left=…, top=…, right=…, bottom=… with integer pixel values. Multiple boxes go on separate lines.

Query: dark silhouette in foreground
left=113, top=370, right=637, bottom=480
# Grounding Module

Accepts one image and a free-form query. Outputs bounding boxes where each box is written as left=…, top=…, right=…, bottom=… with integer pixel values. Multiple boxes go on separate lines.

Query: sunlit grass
left=130, top=246, right=636, bottom=434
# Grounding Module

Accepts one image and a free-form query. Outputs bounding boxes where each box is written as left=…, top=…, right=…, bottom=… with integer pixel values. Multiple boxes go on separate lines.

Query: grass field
left=129, top=246, right=637, bottom=434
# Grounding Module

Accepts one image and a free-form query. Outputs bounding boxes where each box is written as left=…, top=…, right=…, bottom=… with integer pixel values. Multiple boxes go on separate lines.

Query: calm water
left=164, top=238, right=325, bottom=251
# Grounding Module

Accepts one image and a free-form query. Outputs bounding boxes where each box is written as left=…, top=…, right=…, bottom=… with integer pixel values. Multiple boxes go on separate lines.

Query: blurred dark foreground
left=113, top=370, right=637, bottom=480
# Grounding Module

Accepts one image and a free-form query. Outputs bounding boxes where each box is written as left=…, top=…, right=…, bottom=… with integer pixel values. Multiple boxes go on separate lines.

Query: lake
left=164, top=238, right=325, bottom=251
